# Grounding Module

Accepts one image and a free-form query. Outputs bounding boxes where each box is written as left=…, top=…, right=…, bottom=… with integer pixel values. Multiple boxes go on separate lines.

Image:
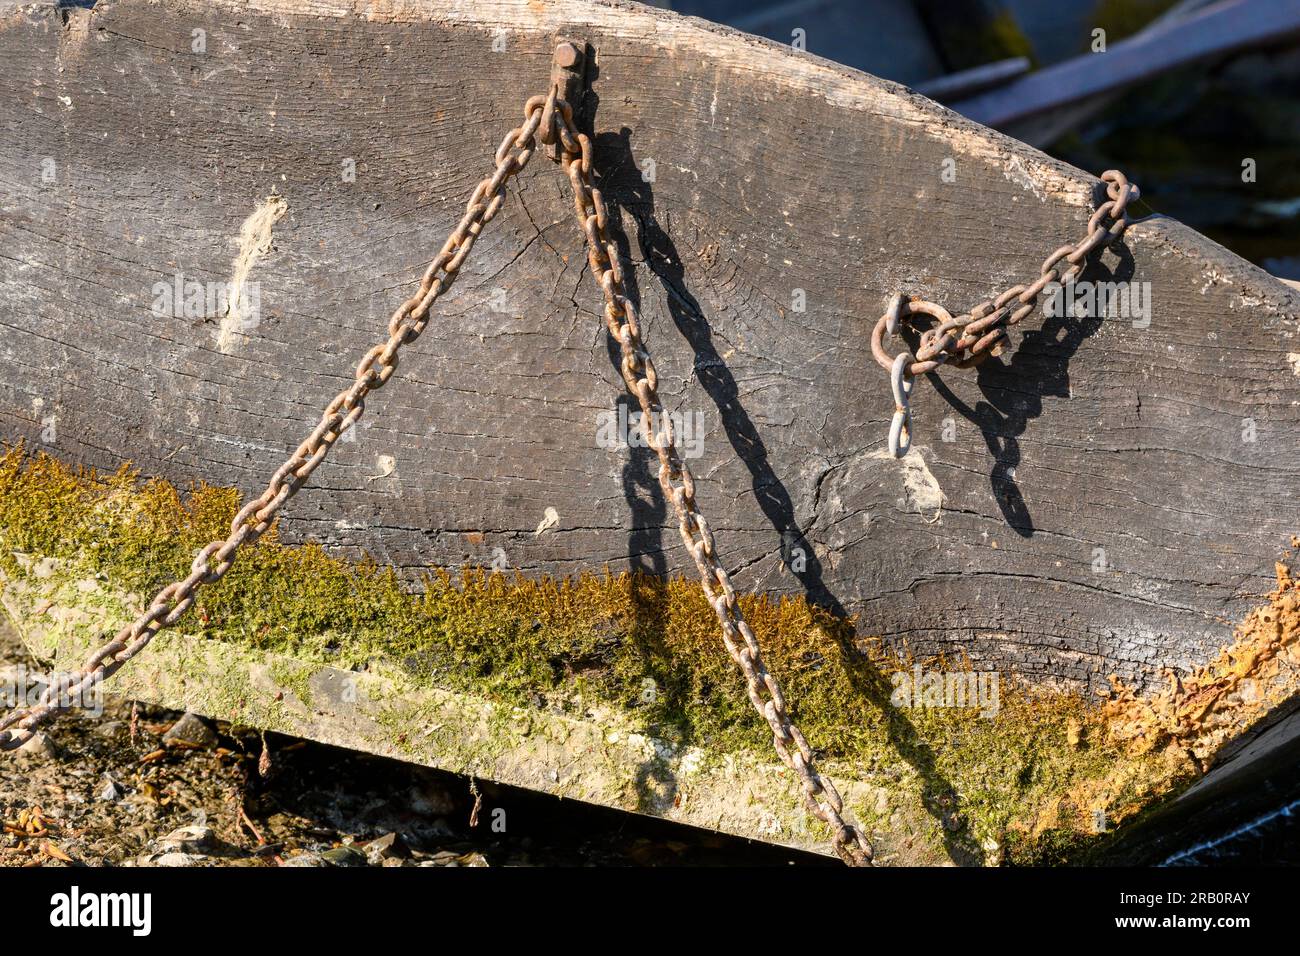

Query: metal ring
left=889, top=409, right=911, bottom=458
left=885, top=293, right=905, bottom=335
left=890, top=352, right=913, bottom=407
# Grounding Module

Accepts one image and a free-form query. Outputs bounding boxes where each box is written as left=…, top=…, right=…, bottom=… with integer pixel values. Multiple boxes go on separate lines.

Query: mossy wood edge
left=0, top=567, right=933, bottom=862
left=7, top=449, right=1300, bottom=862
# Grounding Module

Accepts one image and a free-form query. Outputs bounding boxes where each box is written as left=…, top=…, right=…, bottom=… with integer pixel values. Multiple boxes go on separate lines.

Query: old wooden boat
left=2, top=0, right=1300, bottom=864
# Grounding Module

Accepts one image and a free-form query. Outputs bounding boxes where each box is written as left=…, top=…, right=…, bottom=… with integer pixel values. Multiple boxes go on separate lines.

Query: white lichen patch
left=871, top=447, right=946, bottom=518
left=217, top=194, right=286, bottom=354
left=1002, top=155, right=1048, bottom=204
left=534, top=506, right=560, bottom=535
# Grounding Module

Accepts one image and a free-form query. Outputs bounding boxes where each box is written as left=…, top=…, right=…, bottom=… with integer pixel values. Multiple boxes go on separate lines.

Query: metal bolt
left=554, top=41, right=581, bottom=69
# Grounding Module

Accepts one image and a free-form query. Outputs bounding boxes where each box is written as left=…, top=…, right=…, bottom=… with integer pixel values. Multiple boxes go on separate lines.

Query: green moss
left=0, top=446, right=1190, bottom=862
left=267, top=657, right=316, bottom=710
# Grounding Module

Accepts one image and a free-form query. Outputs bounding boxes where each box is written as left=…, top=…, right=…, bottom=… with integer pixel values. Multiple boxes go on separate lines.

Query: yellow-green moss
left=0, top=446, right=1191, bottom=862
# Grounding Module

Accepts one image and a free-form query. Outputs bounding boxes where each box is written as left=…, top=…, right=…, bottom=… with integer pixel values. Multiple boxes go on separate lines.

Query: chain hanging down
left=0, top=85, right=550, bottom=749
left=873, top=170, right=1139, bottom=457
left=547, top=79, right=874, bottom=870
left=0, top=43, right=874, bottom=866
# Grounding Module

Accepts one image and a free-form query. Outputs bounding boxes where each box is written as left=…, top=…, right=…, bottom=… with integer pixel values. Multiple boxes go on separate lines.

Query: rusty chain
left=873, top=169, right=1140, bottom=457
left=9, top=49, right=1136, bottom=868
left=0, top=91, right=547, bottom=749
left=0, top=64, right=875, bottom=866
left=549, top=96, right=875, bottom=868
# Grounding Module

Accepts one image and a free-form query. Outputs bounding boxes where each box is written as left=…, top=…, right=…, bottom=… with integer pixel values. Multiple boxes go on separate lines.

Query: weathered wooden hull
left=3, top=0, right=1300, bottom=860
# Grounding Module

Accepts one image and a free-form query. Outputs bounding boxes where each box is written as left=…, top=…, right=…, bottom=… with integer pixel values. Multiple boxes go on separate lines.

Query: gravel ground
left=0, top=621, right=825, bottom=867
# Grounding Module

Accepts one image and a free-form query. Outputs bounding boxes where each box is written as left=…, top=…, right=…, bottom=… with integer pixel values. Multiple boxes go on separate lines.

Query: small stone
left=17, top=731, right=57, bottom=758
left=157, top=823, right=213, bottom=854
left=364, top=832, right=408, bottom=865
left=321, top=845, right=368, bottom=867
left=149, top=852, right=205, bottom=867
left=163, top=712, right=218, bottom=748
left=94, top=720, right=127, bottom=739
left=280, top=853, right=325, bottom=867
left=98, top=775, right=124, bottom=802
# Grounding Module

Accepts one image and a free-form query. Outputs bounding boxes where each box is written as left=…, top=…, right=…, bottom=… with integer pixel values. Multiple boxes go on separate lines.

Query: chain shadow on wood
left=605, top=243, right=678, bottom=815
left=924, top=235, right=1135, bottom=537
left=591, top=126, right=983, bottom=863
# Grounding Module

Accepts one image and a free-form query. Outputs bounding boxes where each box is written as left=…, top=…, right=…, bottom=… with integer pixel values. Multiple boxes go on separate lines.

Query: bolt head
left=554, top=42, right=581, bottom=69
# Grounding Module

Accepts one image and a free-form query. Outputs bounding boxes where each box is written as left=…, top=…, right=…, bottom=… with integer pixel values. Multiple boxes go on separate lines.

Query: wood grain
left=2, top=0, right=1299, bottom=693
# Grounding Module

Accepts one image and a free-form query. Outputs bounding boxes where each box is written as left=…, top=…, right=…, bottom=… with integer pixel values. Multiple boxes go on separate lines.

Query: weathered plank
left=3, top=575, right=919, bottom=860
left=1, top=0, right=1299, bottom=700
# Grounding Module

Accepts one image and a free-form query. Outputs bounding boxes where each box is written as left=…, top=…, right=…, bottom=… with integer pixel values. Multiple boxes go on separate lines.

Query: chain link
left=873, top=170, right=1139, bottom=457
left=546, top=93, right=874, bottom=866
left=0, top=78, right=875, bottom=865
left=0, top=97, right=548, bottom=750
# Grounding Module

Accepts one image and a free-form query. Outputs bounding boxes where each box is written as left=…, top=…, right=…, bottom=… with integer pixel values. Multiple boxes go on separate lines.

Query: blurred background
left=651, top=0, right=1300, bottom=280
